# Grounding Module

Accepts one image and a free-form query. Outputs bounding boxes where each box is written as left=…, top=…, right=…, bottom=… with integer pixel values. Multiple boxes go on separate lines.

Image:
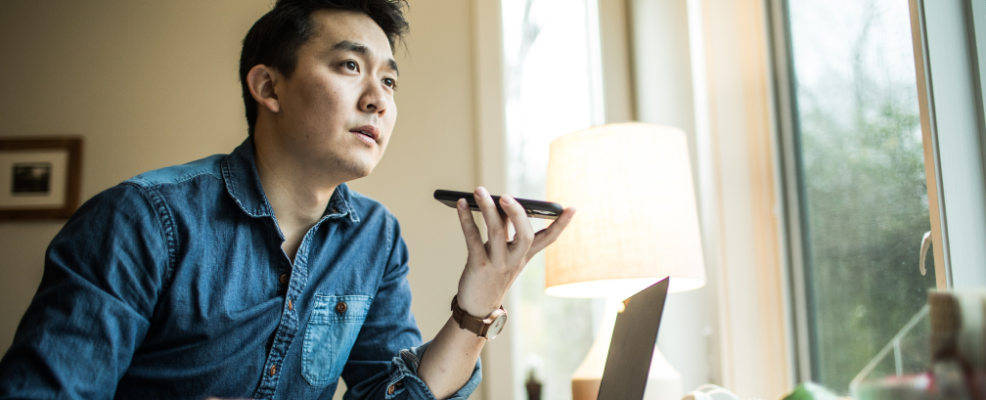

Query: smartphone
left=434, top=189, right=564, bottom=220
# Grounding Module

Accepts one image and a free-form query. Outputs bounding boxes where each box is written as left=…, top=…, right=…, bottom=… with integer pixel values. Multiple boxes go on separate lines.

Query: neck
left=253, top=134, right=339, bottom=261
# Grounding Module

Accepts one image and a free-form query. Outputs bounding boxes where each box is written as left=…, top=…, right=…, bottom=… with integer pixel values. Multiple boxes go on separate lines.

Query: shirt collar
left=221, top=137, right=360, bottom=224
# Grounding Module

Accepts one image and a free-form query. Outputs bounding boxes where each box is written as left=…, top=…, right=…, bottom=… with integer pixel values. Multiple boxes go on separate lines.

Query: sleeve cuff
left=386, top=340, right=483, bottom=400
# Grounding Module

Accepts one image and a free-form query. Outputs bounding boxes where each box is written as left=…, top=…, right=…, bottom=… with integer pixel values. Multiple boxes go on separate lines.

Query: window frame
left=680, top=0, right=792, bottom=397
left=767, top=0, right=986, bottom=386
left=765, top=0, right=812, bottom=384
left=909, top=0, right=986, bottom=289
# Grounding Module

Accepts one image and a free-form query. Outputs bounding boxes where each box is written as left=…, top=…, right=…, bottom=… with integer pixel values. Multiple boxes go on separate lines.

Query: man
left=0, top=0, right=575, bottom=399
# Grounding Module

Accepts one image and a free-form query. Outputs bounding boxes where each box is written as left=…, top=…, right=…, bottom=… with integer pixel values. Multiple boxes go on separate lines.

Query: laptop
left=596, top=277, right=670, bottom=400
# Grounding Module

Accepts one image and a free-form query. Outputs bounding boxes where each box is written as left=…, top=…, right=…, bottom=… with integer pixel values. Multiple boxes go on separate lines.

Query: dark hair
left=239, top=0, right=409, bottom=135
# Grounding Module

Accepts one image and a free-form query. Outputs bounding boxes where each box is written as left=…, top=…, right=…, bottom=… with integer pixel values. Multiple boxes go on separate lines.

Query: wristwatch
left=450, top=295, right=508, bottom=340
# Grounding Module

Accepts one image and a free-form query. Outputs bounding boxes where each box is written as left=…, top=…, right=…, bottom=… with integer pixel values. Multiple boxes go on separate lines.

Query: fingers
left=456, top=198, right=486, bottom=257
left=474, top=187, right=507, bottom=262
left=499, top=195, right=535, bottom=257
left=463, top=188, right=575, bottom=269
left=528, top=207, right=577, bottom=259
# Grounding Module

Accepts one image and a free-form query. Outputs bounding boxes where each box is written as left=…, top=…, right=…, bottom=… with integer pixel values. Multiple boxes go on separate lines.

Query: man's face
left=272, top=9, right=398, bottom=180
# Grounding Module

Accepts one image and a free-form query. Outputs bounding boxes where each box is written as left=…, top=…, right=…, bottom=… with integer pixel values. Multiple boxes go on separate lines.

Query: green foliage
left=795, top=48, right=936, bottom=393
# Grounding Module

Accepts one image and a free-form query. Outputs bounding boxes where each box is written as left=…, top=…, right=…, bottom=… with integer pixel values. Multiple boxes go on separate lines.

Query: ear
left=246, top=64, right=281, bottom=114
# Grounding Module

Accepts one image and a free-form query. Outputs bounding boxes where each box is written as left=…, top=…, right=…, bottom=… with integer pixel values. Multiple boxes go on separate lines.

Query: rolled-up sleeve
left=382, top=341, right=482, bottom=400
left=341, top=215, right=481, bottom=400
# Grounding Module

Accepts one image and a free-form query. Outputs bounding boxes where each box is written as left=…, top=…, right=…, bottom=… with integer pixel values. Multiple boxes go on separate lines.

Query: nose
left=359, top=79, right=390, bottom=117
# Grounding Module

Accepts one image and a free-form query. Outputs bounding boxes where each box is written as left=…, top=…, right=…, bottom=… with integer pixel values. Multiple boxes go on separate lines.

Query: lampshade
left=545, top=123, right=706, bottom=298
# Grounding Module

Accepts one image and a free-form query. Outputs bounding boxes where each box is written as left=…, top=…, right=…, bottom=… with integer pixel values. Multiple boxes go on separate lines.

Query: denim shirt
left=0, top=138, right=481, bottom=400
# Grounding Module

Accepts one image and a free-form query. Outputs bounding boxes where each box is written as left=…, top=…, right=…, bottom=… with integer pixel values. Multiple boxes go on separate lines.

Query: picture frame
left=0, top=137, right=83, bottom=220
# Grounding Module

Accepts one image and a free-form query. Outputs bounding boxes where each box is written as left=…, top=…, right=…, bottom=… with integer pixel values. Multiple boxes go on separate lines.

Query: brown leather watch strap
left=450, top=295, right=502, bottom=337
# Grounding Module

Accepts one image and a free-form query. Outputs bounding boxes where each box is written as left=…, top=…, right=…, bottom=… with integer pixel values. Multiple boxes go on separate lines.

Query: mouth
left=349, top=125, right=379, bottom=143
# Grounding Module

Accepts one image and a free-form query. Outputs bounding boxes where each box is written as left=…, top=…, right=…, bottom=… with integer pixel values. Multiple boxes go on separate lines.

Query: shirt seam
left=121, top=182, right=179, bottom=297
left=127, top=169, right=222, bottom=189
left=385, top=212, right=395, bottom=258
left=399, top=349, right=420, bottom=370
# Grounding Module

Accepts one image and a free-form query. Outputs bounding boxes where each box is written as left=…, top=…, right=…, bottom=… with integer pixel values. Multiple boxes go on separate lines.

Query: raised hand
left=453, top=186, right=576, bottom=317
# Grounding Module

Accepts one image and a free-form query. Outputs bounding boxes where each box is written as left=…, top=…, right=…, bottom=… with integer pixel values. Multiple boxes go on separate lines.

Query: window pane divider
left=765, top=0, right=812, bottom=385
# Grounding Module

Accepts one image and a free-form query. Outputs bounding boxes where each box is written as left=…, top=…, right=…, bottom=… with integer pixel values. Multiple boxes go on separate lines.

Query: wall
left=696, top=1, right=791, bottom=398
left=629, top=0, right=792, bottom=397
left=0, top=1, right=484, bottom=398
left=629, top=0, right=720, bottom=394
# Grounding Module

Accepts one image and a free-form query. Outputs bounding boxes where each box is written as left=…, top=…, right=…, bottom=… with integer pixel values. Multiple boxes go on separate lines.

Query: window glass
left=502, top=0, right=602, bottom=398
left=785, top=0, right=937, bottom=392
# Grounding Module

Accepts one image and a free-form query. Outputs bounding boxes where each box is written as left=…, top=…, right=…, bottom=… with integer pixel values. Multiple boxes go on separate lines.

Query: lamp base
left=571, top=298, right=683, bottom=400
left=572, top=378, right=601, bottom=400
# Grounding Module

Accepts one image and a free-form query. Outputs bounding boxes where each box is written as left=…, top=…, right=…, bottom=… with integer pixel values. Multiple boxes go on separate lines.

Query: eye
left=383, top=78, right=398, bottom=90
left=344, top=61, right=358, bottom=72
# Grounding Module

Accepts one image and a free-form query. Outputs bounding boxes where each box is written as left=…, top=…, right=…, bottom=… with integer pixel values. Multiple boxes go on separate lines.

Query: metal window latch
left=920, top=231, right=932, bottom=276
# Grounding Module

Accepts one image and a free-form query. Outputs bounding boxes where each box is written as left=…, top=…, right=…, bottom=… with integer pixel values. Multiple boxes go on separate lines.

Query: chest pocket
left=302, top=294, right=372, bottom=386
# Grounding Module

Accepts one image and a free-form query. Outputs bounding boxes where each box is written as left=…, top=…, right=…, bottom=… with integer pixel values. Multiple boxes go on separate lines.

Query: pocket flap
left=309, top=294, right=372, bottom=324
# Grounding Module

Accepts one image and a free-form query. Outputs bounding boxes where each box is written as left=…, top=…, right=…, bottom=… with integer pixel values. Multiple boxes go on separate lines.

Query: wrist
left=454, top=295, right=500, bottom=318
left=450, top=295, right=508, bottom=340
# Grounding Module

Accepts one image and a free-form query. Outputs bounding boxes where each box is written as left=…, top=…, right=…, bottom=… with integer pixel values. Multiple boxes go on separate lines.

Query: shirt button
left=279, top=274, right=289, bottom=285
left=287, top=299, right=294, bottom=311
left=270, top=365, right=277, bottom=376
left=388, top=384, right=395, bottom=395
left=335, top=301, right=348, bottom=313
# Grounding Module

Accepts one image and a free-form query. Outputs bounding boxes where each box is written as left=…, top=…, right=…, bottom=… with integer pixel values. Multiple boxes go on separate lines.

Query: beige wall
left=0, top=1, right=483, bottom=396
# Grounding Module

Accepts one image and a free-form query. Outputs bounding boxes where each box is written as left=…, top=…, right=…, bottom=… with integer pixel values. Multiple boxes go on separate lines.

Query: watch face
left=486, top=313, right=507, bottom=340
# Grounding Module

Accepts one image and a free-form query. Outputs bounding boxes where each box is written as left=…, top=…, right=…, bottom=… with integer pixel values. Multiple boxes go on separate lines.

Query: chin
left=336, top=157, right=376, bottom=181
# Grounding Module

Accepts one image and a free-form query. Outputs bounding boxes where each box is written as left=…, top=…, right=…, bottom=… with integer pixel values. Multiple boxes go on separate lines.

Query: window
left=778, top=0, right=937, bottom=392
left=501, top=0, right=604, bottom=398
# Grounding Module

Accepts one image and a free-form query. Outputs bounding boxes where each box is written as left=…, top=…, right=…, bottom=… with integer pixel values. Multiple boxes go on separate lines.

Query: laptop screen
left=596, top=277, right=670, bottom=400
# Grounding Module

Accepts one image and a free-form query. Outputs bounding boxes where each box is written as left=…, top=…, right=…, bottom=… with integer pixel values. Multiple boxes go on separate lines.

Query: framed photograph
left=0, top=137, right=82, bottom=220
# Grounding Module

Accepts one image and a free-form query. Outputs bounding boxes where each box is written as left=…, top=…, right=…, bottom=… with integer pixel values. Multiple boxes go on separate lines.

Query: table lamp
left=545, top=123, right=706, bottom=400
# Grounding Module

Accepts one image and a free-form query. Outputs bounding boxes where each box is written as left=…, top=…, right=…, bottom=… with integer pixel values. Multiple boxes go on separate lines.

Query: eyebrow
left=332, top=40, right=399, bottom=76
